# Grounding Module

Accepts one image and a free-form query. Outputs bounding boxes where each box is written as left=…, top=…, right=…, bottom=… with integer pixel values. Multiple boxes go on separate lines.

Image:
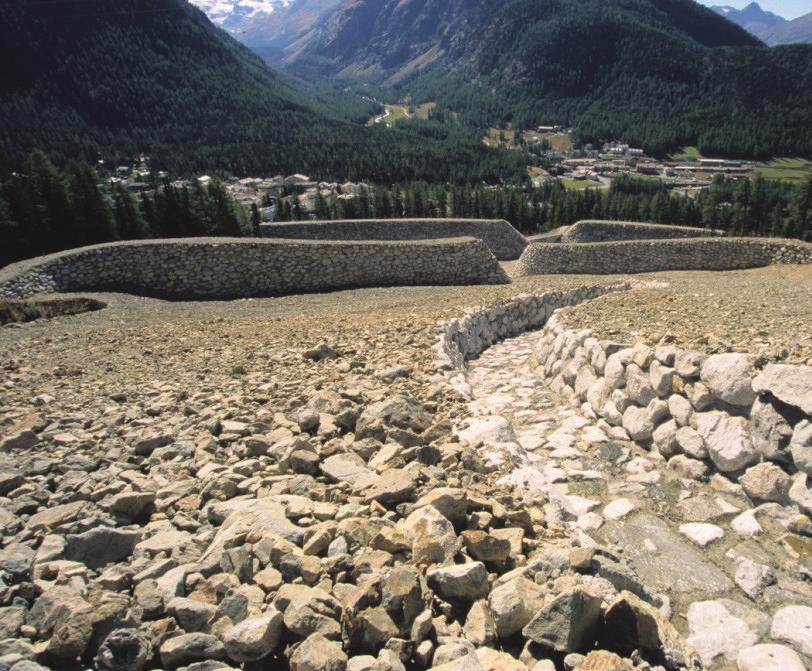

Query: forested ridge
left=293, top=0, right=812, bottom=158
left=275, top=174, right=812, bottom=242
left=0, top=0, right=523, bottom=183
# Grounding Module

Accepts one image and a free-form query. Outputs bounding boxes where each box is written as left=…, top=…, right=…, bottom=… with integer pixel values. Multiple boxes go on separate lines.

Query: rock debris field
left=0, top=265, right=811, bottom=671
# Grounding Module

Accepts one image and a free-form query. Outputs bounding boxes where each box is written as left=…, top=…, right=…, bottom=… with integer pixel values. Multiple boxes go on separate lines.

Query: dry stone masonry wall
left=531, top=313, right=812, bottom=499
left=259, top=219, right=529, bottom=261
left=0, top=237, right=509, bottom=300
left=515, top=237, right=812, bottom=276
left=561, top=220, right=725, bottom=243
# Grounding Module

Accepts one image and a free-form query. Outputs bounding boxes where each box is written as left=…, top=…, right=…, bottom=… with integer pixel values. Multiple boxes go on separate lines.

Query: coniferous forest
left=3, top=152, right=809, bottom=267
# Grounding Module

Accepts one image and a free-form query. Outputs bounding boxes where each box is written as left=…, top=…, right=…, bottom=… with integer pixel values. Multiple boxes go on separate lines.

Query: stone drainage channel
left=460, top=328, right=811, bottom=670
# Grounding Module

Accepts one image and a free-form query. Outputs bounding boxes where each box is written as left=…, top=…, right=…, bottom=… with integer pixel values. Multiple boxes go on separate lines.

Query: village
left=520, top=129, right=756, bottom=193
left=105, top=156, right=371, bottom=222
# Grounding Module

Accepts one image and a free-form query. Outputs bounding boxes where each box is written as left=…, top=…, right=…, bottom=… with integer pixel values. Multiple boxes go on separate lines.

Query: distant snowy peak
left=189, top=0, right=288, bottom=32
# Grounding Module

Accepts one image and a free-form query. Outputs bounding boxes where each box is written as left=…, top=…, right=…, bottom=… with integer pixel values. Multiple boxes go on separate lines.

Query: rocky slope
left=0, top=266, right=810, bottom=671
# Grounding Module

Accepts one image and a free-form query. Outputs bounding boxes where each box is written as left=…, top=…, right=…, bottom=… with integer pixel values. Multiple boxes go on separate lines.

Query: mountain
left=759, top=10, right=812, bottom=45
left=189, top=0, right=285, bottom=33
left=189, top=0, right=340, bottom=62
left=711, top=2, right=785, bottom=35
left=288, top=0, right=812, bottom=158
left=0, top=0, right=523, bottom=182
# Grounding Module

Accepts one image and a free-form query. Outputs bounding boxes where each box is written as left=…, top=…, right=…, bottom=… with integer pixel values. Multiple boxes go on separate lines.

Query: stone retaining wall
left=531, top=313, right=811, bottom=501
left=515, top=237, right=812, bottom=276
left=0, top=237, right=509, bottom=300
left=434, top=283, right=634, bottom=397
left=259, top=219, right=528, bottom=261
left=561, top=220, right=724, bottom=243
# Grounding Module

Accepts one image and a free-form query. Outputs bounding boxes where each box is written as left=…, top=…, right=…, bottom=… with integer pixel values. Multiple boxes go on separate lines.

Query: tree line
left=0, top=152, right=256, bottom=266
left=276, top=173, right=812, bottom=241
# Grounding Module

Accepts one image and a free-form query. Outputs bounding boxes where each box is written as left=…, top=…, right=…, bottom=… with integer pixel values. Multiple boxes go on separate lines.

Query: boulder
left=771, top=605, right=812, bottom=656
left=602, top=591, right=698, bottom=670
left=791, top=421, right=812, bottom=476
left=687, top=600, right=769, bottom=667
left=403, top=506, right=457, bottom=566
left=488, top=577, right=546, bottom=639
left=739, top=462, right=790, bottom=503
left=413, top=488, right=468, bottom=526
left=737, top=644, right=805, bottom=671
left=223, top=609, right=284, bottom=662
left=752, top=364, right=812, bottom=414
left=427, top=562, right=489, bottom=603
left=290, top=633, right=348, bottom=671
left=622, top=406, right=654, bottom=442
left=750, top=397, right=797, bottom=462
left=357, top=396, right=432, bottom=435
left=159, top=633, right=227, bottom=669
left=95, top=628, right=154, bottom=671
left=522, top=586, right=602, bottom=653
left=700, top=354, right=756, bottom=407
left=463, top=600, right=498, bottom=646
left=625, top=364, right=656, bottom=407
left=695, top=412, right=758, bottom=473
left=460, top=531, right=511, bottom=563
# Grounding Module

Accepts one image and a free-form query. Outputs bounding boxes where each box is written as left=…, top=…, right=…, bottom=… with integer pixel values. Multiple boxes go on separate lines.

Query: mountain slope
left=711, top=2, right=785, bottom=35
left=289, top=0, right=812, bottom=158
left=759, top=11, right=812, bottom=45
left=0, top=0, right=522, bottom=182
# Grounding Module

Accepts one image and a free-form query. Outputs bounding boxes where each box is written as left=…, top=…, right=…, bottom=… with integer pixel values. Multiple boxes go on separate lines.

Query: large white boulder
left=752, top=364, right=812, bottom=414
left=695, top=412, right=758, bottom=473
left=700, top=353, right=756, bottom=407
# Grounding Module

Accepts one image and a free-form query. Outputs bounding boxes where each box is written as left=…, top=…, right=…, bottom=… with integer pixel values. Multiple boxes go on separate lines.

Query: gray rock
left=739, top=463, right=790, bottom=503
left=602, top=591, right=698, bottom=670
left=625, top=364, right=656, bottom=407
left=752, top=364, right=812, bottom=414
left=522, top=586, right=602, bottom=652
left=488, top=577, right=545, bottom=638
left=357, top=395, right=432, bottom=436
left=695, top=412, right=757, bottom=473
left=290, top=633, right=348, bottom=671
left=403, top=506, right=457, bottom=566
left=668, top=394, right=693, bottom=426
left=700, top=353, right=756, bottom=407
left=95, top=628, right=154, bottom=671
left=0, top=430, right=38, bottom=452
left=750, top=397, right=797, bottom=462
left=109, top=491, right=155, bottom=518
left=64, top=527, right=141, bottom=569
left=167, top=597, right=217, bottom=633
left=674, top=350, right=707, bottom=378
left=791, top=421, right=812, bottom=476
left=687, top=599, right=770, bottom=667
left=463, top=600, right=497, bottom=646
left=160, top=633, right=227, bottom=669
left=650, top=361, right=674, bottom=397
left=788, top=473, right=812, bottom=516
left=321, top=453, right=377, bottom=488
left=622, top=406, right=654, bottom=442
left=223, top=609, right=284, bottom=662
left=413, top=488, right=467, bottom=526
left=771, top=605, right=812, bottom=657
left=737, top=644, right=805, bottom=671
left=675, top=426, right=707, bottom=459
left=427, top=562, right=489, bottom=603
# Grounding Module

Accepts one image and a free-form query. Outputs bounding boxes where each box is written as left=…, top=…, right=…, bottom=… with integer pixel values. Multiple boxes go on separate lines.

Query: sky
left=697, top=0, right=812, bottom=20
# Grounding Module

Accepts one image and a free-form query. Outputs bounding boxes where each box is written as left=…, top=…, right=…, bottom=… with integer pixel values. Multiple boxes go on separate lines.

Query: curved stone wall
left=531, top=312, right=812, bottom=497
left=561, top=220, right=724, bottom=243
left=259, top=219, right=528, bottom=261
left=0, top=237, right=509, bottom=300
left=514, top=237, right=812, bottom=276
